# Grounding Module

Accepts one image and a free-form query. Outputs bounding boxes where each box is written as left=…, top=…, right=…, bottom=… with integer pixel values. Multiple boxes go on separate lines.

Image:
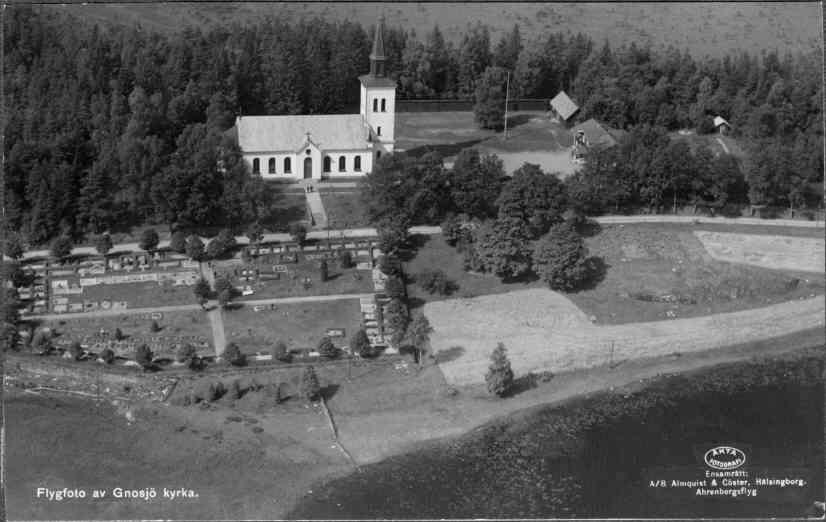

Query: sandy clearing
left=694, top=231, right=825, bottom=273
left=425, top=289, right=825, bottom=386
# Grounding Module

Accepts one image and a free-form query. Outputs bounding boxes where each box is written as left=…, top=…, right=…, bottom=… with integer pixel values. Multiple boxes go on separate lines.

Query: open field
left=319, top=191, right=370, bottom=229
left=694, top=231, right=825, bottom=273
left=222, top=299, right=364, bottom=354
left=424, top=288, right=825, bottom=386
left=44, top=3, right=821, bottom=58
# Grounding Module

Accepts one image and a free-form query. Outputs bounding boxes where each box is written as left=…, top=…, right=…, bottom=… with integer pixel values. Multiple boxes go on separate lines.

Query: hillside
left=37, top=2, right=821, bottom=58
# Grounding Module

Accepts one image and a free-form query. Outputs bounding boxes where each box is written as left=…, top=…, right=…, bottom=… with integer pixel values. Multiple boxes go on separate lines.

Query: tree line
left=5, top=7, right=822, bottom=248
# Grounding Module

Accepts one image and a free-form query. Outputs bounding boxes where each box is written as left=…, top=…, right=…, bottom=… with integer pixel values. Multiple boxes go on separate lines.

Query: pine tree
left=485, top=342, right=514, bottom=397
left=301, top=365, right=321, bottom=401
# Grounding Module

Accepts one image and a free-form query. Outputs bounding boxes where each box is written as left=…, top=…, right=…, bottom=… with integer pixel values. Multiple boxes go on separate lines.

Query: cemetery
left=18, top=251, right=200, bottom=315
left=224, top=239, right=380, bottom=300
left=39, top=310, right=214, bottom=360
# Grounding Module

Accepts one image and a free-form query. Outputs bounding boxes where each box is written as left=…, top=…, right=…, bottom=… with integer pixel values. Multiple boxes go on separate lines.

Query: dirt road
left=425, top=289, right=825, bottom=386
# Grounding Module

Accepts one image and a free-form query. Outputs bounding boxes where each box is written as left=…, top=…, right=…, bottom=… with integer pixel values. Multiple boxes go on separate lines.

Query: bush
left=30, top=329, right=53, bottom=355
left=226, top=379, right=242, bottom=400
left=350, top=328, right=372, bottom=358
left=169, top=231, right=187, bottom=253
left=100, top=348, right=115, bottom=364
left=300, top=366, right=321, bottom=401
left=441, top=214, right=464, bottom=246
left=135, top=344, right=154, bottom=369
left=378, top=254, right=401, bottom=277
left=185, top=235, right=205, bottom=261
left=94, top=234, right=113, bottom=255
left=68, top=341, right=83, bottom=361
left=176, top=344, right=197, bottom=363
left=384, top=275, right=406, bottom=299
left=192, top=380, right=225, bottom=403
left=113, top=327, right=124, bottom=340
left=206, top=229, right=238, bottom=259
left=224, top=343, right=246, bottom=366
left=317, top=336, right=338, bottom=359
left=50, top=235, right=74, bottom=261
left=720, top=203, right=742, bottom=218
left=338, top=249, right=353, bottom=269
left=416, top=268, right=454, bottom=295
left=288, top=222, right=308, bottom=244
left=271, top=340, right=291, bottom=363
left=320, top=259, right=329, bottom=282
left=139, top=228, right=160, bottom=252
left=150, top=319, right=161, bottom=332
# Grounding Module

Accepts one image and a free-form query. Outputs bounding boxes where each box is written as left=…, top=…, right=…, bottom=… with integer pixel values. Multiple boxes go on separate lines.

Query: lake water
left=288, top=355, right=824, bottom=519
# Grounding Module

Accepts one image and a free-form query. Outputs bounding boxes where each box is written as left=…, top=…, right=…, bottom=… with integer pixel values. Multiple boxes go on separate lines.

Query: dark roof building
left=570, top=118, right=625, bottom=162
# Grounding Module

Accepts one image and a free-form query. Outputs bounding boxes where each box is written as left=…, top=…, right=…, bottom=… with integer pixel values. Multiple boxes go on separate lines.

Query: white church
left=230, top=18, right=396, bottom=180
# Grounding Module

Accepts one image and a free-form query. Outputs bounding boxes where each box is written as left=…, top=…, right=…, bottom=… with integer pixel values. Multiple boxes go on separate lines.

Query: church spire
left=369, top=16, right=386, bottom=77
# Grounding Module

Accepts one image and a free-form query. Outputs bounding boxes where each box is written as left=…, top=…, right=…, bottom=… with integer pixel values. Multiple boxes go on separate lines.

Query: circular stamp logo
left=704, top=446, right=747, bottom=470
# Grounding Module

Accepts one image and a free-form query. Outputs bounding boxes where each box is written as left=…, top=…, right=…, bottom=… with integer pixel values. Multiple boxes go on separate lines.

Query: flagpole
left=503, top=71, right=510, bottom=140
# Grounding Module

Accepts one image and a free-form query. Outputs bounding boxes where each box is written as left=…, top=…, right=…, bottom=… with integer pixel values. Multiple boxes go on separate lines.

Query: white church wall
left=321, top=150, right=373, bottom=177
left=244, top=153, right=303, bottom=180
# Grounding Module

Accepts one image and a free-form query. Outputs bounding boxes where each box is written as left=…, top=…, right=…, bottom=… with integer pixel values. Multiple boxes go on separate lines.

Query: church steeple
left=369, top=16, right=386, bottom=77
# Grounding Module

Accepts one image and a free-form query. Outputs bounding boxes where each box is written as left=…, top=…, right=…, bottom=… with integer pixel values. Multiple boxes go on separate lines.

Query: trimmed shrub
left=384, top=275, right=406, bottom=299
left=300, top=366, right=321, bottom=401
left=317, top=336, right=338, bottom=359
left=226, top=379, right=242, bottom=400
left=338, top=249, right=353, bottom=269
left=100, top=348, right=115, bottom=364
left=271, top=340, right=291, bottom=363
left=288, top=222, right=308, bottom=244
left=135, top=344, right=154, bottom=369
left=485, top=342, right=514, bottom=397
left=169, top=231, right=187, bottom=253
left=349, top=328, right=372, bottom=358
left=68, top=341, right=83, bottom=361
left=416, top=268, right=454, bottom=295
left=224, top=343, right=246, bottom=366
left=320, top=259, right=329, bottom=282
left=176, top=344, right=197, bottom=363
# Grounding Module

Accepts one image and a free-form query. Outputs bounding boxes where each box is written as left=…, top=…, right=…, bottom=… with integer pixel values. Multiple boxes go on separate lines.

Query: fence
left=396, top=98, right=548, bottom=113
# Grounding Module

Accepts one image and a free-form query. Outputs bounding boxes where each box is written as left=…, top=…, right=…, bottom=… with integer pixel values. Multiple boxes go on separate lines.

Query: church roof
left=358, top=74, right=397, bottom=88
left=235, top=114, right=371, bottom=152
left=549, top=91, right=579, bottom=121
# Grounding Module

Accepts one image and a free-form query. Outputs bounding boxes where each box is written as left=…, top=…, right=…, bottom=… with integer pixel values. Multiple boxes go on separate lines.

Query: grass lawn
left=319, top=191, right=370, bottom=228
left=402, top=234, right=546, bottom=309
left=41, top=310, right=213, bottom=356
left=260, top=191, right=308, bottom=231
left=569, top=223, right=825, bottom=324
left=222, top=299, right=364, bottom=353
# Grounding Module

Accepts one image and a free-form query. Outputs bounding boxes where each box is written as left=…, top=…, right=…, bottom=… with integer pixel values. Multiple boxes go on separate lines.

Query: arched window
left=252, top=158, right=260, bottom=174
left=284, top=157, right=292, bottom=173
left=372, top=99, right=378, bottom=112
left=354, top=156, right=362, bottom=171
left=323, top=156, right=331, bottom=173
left=381, top=98, right=386, bottom=112
left=377, top=126, right=382, bottom=136
left=268, top=158, right=276, bottom=174
left=338, top=156, right=346, bottom=172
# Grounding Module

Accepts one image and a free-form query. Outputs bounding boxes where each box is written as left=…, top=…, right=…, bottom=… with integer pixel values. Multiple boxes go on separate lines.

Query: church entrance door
left=303, top=158, right=312, bottom=179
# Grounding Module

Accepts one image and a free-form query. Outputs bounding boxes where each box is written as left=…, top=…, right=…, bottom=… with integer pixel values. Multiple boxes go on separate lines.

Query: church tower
left=359, top=16, right=396, bottom=154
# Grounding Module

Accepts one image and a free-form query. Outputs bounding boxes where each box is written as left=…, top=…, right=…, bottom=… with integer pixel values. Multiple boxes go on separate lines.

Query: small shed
left=549, top=91, right=579, bottom=123
left=569, top=119, right=624, bottom=162
left=713, top=116, right=731, bottom=134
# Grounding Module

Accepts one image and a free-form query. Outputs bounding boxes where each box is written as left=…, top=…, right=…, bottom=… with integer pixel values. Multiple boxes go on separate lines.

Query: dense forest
left=3, top=7, right=823, bottom=246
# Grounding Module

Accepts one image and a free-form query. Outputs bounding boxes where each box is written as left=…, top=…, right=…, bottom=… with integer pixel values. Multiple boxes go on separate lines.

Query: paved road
left=594, top=215, right=825, bottom=228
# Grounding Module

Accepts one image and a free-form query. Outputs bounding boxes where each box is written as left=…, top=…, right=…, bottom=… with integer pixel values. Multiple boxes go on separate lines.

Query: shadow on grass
left=321, top=383, right=340, bottom=400
left=435, top=345, right=465, bottom=364
left=509, top=373, right=538, bottom=396
left=404, top=139, right=486, bottom=159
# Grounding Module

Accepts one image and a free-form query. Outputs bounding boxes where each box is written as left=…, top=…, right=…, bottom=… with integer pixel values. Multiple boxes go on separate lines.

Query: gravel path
left=426, top=289, right=825, bottom=386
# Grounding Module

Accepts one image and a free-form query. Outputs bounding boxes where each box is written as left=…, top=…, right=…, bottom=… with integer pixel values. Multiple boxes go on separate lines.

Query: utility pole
left=503, top=70, right=511, bottom=140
